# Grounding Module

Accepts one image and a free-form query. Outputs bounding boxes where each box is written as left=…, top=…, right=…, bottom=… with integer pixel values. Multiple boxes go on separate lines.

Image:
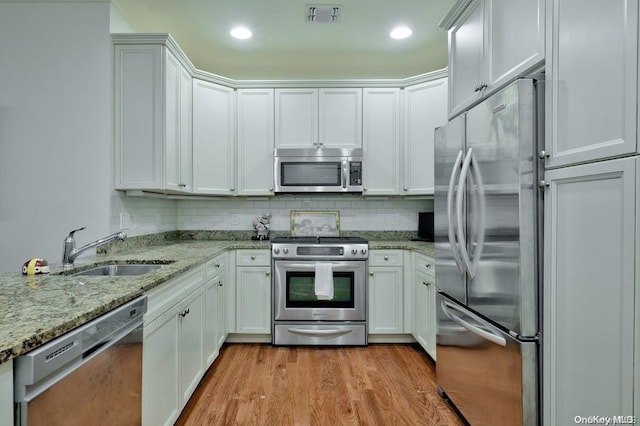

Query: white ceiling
left=111, top=0, right=455, bottom=80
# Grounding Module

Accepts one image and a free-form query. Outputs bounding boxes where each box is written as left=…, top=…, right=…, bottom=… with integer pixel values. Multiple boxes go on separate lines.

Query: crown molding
left=112, top=33, right=448, bottom=89
left=438, top=0, right=473, bottom=30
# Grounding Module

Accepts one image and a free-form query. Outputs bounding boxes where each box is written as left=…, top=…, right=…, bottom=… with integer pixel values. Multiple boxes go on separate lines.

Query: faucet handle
left=66, top=227, right=86, bottom=239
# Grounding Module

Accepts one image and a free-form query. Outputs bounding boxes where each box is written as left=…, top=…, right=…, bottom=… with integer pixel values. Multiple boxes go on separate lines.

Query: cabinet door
left=204, top=279, right=219, bottom=368
left=236, top=267, right=271, bottom=334
left=114, top=44, right=163, bottom=190
left=425, top=276, right=436, bottom=360
left=318, top=88, right=362, bottom=148
left=368, top=266, right=403, bottom=334
left=275, top=88, right=318, bottom=148
left=546, top=0, right=638, bottom=167
left=143, top=306, right=180, bottom=426
left=362, top=88, right=400, bottom=195
left=403, top=79, right=448, bottom=195
left=237, top=89, right=275, bottom=195
left=179, top=287, right=205, bottom=406
left=178, top=67, right=192, bottom=192
left=192, top=79, right=236, bottom=195
left=0, top=361, right=12, bottom=426
left=413, top=270, right=430, bottom=353
left=448, top=0, right=484, bottom=117
left=543, top=157, right=635, bottom=425
left=485, top=0, right=544, bottom=92
left=164, top=50, right=181, bottom=192
left=216, top=274, right=227, bottom=348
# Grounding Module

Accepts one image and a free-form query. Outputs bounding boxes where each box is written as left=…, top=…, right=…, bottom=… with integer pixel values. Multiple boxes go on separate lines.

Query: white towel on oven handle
left=314, top=263, right=334, bottom=300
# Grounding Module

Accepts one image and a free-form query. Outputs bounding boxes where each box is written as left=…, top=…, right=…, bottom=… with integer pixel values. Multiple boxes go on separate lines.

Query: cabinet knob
left=269, top=188, right=274, bottom=192
left=384, top=256, right=389, bottom=261
left=215, top=263, right=221, bottom=268
left=251, top=255, right=256, bottom=260
left=363, top=187, right=368, bottom=192
left=425, top=264, right=431, bottom=269
left=265, top=271, right=271, bottom=276
left=474, top=82, right=488, bottom=92
left=403, top=188, right=408, bottom=192
left=422, top=281, right=431, bottom=287
left=179, top=308, right=190, bottom=317
left=178, top=183, right=187, bottom=188
left=369, top=272, right=374, bottom=276
left=537, top=180, right=550, bottom=188
left=218, top=280, right=223, bottom=287
left=230, top=187, right=235, bottom=192
left=538, top=150, right=550, bottom=159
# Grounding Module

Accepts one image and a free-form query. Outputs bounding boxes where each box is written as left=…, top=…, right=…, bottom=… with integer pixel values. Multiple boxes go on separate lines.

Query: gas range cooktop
left=271, top=236, right=369, bottom=260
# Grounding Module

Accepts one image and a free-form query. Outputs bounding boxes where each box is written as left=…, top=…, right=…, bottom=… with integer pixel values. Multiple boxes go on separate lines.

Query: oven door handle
left=287, top=328, right=352, bottom=337
left=278, top=263, right=349, bottom=270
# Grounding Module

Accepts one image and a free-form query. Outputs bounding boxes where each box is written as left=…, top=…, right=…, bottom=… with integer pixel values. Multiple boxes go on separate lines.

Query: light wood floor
left=177, top=343, right=465, bottom=425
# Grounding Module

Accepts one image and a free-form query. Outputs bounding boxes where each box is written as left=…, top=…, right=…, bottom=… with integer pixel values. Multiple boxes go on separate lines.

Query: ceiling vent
left=307, top=5, right=341, bottom=23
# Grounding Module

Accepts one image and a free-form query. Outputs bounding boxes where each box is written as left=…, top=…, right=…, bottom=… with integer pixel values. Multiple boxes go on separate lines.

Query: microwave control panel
left=349, top=161, right=362, bottom=186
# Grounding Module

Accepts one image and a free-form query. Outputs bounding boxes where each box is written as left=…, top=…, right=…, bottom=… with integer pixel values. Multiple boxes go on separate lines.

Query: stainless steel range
left=271, top=236, right=368, bottom=346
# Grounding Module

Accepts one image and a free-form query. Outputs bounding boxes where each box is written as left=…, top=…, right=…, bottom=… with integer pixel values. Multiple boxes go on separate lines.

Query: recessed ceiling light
left=390, top=26, right=412, bottom=40
left=230, top=26, right=252, bottom=40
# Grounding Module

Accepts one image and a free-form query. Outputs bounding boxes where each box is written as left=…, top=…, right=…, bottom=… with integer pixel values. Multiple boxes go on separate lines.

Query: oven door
left=273, top=260, right=366, bottom=321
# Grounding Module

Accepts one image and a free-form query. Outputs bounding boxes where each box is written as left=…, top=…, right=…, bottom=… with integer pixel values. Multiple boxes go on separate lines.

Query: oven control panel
left=272, top=244, right=368, bottom=260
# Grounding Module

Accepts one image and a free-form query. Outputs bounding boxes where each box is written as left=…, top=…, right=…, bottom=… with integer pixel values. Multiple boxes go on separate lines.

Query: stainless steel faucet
left=62, top=227, right=127, bottom=269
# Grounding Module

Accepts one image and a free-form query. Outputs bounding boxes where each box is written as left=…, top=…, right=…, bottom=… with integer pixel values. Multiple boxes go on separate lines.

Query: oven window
left=281, top=162, right=341, bottom=186
left=286, top=271, right=355, bottom=308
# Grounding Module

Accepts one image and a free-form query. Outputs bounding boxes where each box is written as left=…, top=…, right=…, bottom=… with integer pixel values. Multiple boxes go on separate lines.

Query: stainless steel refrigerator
left=434, top=78, right=543, bottom=426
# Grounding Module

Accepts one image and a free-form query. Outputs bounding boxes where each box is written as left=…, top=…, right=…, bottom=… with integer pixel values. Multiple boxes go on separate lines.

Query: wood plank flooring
left=177, top=343, right=465, bottom=425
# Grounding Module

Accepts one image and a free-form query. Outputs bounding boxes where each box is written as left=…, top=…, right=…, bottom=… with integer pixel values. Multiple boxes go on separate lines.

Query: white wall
left=0, top=1, right=113, bottom=272
left=177, top=196, right=432, bottom=232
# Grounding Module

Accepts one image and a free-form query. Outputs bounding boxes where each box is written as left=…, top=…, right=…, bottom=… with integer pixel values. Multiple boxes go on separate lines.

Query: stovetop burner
left=271, top=236, right=368, bottom=244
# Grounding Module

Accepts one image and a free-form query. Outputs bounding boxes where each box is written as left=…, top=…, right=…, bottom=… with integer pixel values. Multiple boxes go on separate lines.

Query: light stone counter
left=0, top=238, right=432, bottom=365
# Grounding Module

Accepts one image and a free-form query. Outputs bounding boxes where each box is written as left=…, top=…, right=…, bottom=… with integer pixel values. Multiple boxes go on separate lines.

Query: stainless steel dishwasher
left=14, top=296, right=147, bottom=425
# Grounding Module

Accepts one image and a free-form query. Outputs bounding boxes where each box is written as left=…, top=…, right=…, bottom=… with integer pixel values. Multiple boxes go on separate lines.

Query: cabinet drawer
left=205, top=252, right=227, bottom=280
left=415, top=253, right=435, bottom=277
left=369, top=250, right=403, bottom=267
left=145, top=265, right=204, bottom=324
left=236, top=249, right=271, bottom=266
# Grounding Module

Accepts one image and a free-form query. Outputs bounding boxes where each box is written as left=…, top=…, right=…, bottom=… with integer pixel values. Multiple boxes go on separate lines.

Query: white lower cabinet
left=204, top=253, right=227, bottom=367
left=543, top=157, right=636, bottom=425
left=142, top=265, right=205, bottom=426
left=368, top=250, right=404, bottom=334
left=235, top=250, right=271, bottom=335
left=413, top=253, right=436, bottom=359
left=0, top=360, right=12, bottom=426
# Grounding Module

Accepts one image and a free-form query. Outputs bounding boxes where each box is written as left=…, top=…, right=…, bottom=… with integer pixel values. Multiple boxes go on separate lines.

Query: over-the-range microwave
left=273, top=147, right=363, bottom=193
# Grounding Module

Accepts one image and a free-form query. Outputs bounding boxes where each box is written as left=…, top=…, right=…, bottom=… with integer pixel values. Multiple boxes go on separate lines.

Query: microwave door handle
left=447, top=150, right=466, bottom=275
left=342, top=160, right=348, bottom=189
left=456, top=147, right=475, bottom=278
left=441, top=300, right=507, bottom=347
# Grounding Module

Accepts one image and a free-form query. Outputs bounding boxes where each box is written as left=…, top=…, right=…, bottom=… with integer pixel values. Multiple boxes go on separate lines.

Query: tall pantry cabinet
left=542, top=0, right=639, bottom=425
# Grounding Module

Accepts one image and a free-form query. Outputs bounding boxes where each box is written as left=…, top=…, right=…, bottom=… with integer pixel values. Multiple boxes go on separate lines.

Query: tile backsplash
left=111, top=192, right=433, bottom=235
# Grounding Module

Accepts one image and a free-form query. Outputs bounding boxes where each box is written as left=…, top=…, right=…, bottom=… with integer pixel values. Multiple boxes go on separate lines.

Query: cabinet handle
left=178, top=183, right=187, bottom=188
left=265, top=271, right=271, bottom=276
left=425, top=264, right=431, bottom=269
left=474, top=82, right=488, bottom=92
left=218, top=280, right=223, bottom=287
left=250, top=255, right=256, bottom=260
left=369, top=272, right=374, bottom=276
left=179, top=308, right=190, bottom=317
left=384, top=256, right=389, bottom=261
left=215, top=263, right=221, bottom=268
left=422, top=281, right=431, bottom=287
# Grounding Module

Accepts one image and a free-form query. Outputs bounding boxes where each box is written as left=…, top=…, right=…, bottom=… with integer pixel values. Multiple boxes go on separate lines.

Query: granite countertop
left=0, top=238, right=432, bottom=365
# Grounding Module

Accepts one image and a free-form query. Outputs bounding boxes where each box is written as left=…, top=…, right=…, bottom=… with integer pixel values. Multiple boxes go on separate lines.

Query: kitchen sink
left=70, top=263, right=168, bottom=277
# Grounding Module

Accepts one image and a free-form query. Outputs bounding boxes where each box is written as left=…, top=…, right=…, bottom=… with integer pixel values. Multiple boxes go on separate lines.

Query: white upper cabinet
left=276, top=88, right=362, bottom=148
left=545, top=0, right=638, bottom=168
left=319, top=88, right=363, bottom=148
left=403, top=78, right=448, bottom=195
left=362, top=88, right=400, bottom=195
left=114, top=44, right=192, bottom=193
left=236, top=89, right=275, bottom=196
left=192, top=79, right=236, bottom=195
left=275, top=88, right=318, bottom=148
left=446, top=0, right=544, bottom=118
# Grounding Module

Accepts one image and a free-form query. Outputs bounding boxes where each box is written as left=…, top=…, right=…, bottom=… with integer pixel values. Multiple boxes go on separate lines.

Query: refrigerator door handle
left=456, top=147, right=475, bottom=278
left=468, top=150, right=486, bottom=276
left=447, top=149, right=466, bottom=275
left=441, top=300, right=507, bottom=347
